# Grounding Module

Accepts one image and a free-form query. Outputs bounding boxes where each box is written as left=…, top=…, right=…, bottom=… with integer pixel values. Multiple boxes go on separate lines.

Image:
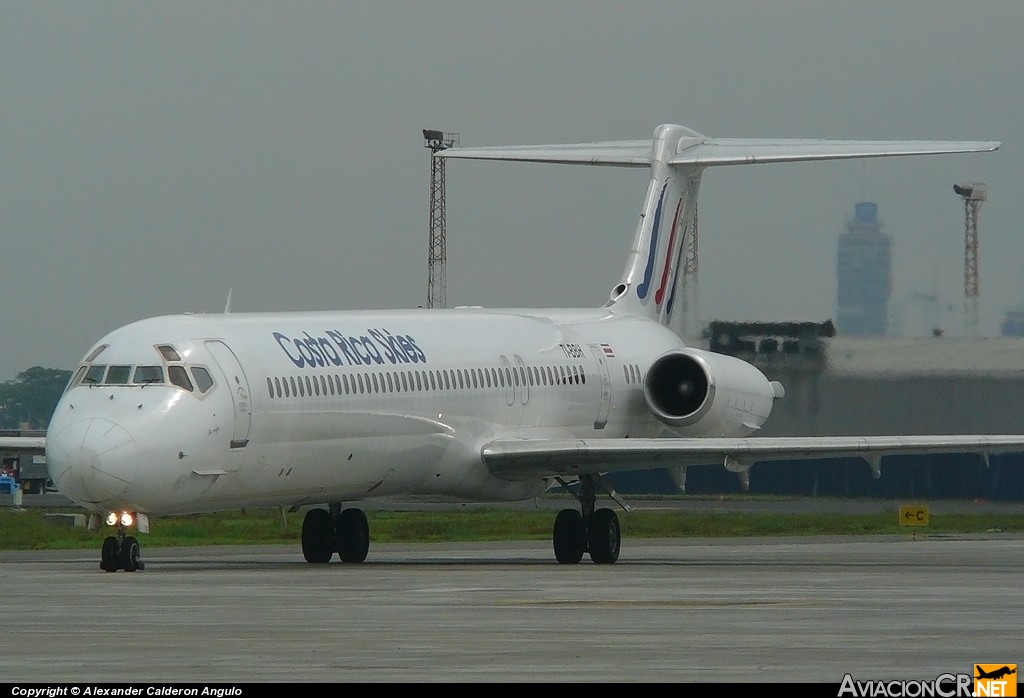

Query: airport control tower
left=836, top=202, right=892, bottom=336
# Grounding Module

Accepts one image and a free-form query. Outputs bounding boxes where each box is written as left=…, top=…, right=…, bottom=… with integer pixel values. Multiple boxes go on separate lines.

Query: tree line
left=0, top=367, right=72, bottom=429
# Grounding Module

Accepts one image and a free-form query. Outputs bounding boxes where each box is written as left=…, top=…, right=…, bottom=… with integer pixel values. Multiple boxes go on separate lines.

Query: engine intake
left=643, top=349, right=778, bottom=435
left=644, top=352, right=715, bottom=427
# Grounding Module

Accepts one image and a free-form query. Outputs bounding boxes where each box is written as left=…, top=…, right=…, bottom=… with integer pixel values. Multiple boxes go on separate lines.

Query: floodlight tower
left=953, top=182, right=987, bottom=336
left=423, top=129, right=459, bottom=309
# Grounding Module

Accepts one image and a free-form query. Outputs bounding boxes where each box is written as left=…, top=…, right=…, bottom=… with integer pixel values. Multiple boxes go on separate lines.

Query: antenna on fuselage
left=224, top=289, right=233, bottom=314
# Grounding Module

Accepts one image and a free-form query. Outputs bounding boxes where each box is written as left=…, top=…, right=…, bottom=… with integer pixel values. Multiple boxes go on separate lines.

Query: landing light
left=105, top=512, right=118, bottom=526
left=120, top=512, right=134, bottom=527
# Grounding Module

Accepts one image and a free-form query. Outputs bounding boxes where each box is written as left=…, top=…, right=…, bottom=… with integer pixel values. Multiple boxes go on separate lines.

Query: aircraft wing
left=481, top=435, right=1024, bottom=481
left=0, top=436, right=46, bottom=455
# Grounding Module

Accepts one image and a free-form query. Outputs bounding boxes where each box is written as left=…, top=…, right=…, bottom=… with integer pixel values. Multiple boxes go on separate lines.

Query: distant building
left=836, top=202, right=891, bottom=336
left=1001, top=310, right=1024, bottom=337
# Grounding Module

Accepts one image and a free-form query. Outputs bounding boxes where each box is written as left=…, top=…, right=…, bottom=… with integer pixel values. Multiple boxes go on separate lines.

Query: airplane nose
left=46, top=419, right=139, bottom=505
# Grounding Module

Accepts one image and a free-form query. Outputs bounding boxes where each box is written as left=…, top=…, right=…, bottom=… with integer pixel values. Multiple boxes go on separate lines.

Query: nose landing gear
left=99, top=520, right=144, bottom=572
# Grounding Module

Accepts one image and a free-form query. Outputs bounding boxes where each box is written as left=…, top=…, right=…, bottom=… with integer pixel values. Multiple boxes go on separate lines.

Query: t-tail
left=437, top=124, right=999, bottom=334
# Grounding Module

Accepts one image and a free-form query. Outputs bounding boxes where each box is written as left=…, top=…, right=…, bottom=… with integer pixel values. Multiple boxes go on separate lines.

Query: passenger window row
left=266, top=363, right=588, bottom=399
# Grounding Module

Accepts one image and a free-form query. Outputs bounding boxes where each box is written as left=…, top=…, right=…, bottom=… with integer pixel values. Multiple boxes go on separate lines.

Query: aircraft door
left=499, top=355, right=514, bottom=406
left=205, top=340, right=252, bottom=448
left=513, top=354, right=529, bottom=406
left=588, top=344, right=612, bottom=430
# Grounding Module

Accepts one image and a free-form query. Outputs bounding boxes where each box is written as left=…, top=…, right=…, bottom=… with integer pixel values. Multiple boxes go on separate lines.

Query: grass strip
left=2, top=507, right=1022, bottom=551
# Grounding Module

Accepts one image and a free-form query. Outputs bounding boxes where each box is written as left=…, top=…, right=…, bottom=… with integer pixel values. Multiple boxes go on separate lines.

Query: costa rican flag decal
left=600, top=343, right=615, bottom=358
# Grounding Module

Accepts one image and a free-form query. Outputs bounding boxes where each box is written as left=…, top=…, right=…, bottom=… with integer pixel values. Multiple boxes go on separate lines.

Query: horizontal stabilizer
left=436, top=140, right=653, bottom=167
left=668, top=139, right=1001, bottom=167
left=437, top=125, right=999, bottom=169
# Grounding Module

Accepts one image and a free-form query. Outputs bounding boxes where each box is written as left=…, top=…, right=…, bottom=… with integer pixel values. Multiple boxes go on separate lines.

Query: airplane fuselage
left=46, top=307, right=775, bottom=516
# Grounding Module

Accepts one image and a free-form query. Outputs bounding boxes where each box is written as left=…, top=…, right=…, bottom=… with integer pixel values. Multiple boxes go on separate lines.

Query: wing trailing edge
left=481, top=435, right=1024, bottom=481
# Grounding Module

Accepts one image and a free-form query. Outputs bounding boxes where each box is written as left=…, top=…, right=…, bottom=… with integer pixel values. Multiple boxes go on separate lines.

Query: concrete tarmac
left=1, top=534, right=1021, bottom=683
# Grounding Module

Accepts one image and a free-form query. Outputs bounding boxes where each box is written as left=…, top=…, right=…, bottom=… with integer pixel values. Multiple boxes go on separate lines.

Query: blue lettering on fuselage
left=273, top=329, right=427, bottom=368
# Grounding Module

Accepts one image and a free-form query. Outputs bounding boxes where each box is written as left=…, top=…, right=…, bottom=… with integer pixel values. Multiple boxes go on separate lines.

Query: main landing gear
left=301, top=502, right=370, bottom=563
left=552, top=475, right=621, bottom=565
left=99, top=515, right=144, bottom=572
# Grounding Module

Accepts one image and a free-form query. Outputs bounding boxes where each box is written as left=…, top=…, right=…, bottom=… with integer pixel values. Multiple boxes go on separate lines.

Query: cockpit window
left=157, top=345, right=181, bottom=362
left=84, top=345, right=109, bottom=362
left=190, top=366, right=214, bottom=393
left=105, top=365, right=132, bottom=385
left=84, top=364, right=106, bottom=384
left=133, top=365, right=165, bottom=384
left=168, top=365, right=193, bottom=392
left=69, top=366, right=87, bottom=390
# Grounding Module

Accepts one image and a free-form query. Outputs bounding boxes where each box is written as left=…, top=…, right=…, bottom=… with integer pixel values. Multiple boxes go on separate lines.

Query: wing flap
left=481, top=435, right=1024, bottom=481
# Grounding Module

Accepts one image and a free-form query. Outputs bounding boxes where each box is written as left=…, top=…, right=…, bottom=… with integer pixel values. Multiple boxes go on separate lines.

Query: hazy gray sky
left=2, top=1, right=1021, bottom=381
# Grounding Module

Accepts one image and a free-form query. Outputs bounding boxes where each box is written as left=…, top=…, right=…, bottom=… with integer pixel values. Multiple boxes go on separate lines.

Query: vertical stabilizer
left=606, top=125, right=704, bottom=327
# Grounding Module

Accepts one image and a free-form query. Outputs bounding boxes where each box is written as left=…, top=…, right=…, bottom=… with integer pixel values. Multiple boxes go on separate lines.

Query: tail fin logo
left=654, top=197, right=685, bottom=306
left=635, top=181, right=669, bottom=303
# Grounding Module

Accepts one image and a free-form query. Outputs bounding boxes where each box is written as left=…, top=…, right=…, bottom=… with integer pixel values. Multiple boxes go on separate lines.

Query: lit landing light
left=46, top=418, right=139, bottom=506
left=104, top=511, right=135, bottom=527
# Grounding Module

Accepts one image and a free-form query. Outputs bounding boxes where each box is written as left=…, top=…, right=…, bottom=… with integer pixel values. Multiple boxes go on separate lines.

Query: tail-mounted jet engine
left=643, top=349, right=781, bottom=436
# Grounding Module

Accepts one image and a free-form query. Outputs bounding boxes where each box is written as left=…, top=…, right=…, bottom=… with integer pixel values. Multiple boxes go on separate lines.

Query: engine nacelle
left=643, top=348, right=781, bottom=437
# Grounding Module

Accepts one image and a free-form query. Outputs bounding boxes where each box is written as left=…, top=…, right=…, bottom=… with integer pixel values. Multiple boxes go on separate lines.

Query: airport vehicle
left=3, top=123, right=1020, bottom=571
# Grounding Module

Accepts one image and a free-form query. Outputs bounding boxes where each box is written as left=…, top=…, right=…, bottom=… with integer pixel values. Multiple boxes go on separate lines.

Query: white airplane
left=2, top=123, right=1020, bottom=572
